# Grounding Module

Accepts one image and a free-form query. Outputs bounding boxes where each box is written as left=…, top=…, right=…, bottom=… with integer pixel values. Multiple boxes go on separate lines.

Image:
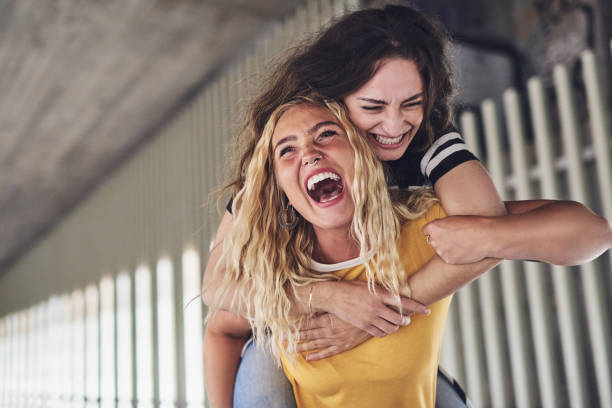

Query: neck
left=312, top=226, right=360, bottom=264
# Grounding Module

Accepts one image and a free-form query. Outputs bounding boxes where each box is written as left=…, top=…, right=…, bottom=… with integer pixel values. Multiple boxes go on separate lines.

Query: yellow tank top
left=281, top=203, right=451, bottom=408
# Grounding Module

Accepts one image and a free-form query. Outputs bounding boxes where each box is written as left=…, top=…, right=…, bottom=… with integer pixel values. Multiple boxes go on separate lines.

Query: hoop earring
left=278, top=192, right=299, bottom=230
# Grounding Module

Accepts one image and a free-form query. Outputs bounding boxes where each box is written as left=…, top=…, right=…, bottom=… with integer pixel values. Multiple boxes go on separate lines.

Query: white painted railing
left=439, top=45, right=612, bottom=408
left=0, top=0, right=610, bottom=406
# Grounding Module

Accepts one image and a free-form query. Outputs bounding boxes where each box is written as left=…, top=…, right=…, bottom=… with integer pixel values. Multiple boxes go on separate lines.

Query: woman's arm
left=433, top=160, right=507, bottom=217
left=203, top=310, right=252, bottom=408
left=424, top=200, right=612, bottom=265
left=397, top=160, right=504, bottom=302
left=201, top=211, right=429, bottom=337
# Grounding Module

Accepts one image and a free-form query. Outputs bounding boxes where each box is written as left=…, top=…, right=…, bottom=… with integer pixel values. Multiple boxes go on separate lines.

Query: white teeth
left=307, top=171, right=340, bottom=191
left=320, top=193, right=340, bottom=203
left=372, top=133, right=403, bottom=145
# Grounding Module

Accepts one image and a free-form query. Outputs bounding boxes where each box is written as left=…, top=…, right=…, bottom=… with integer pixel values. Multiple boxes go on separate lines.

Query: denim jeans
left=234, top=339, right=469, bottom=408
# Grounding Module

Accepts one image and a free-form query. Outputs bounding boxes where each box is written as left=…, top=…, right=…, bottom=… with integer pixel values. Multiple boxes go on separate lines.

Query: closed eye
left=279, top=146, right=295, bottom=157
left=361, top=105, right=383, bottom=111
left=402, top=100, right=422, bottom=108
left=318, top=129, right=338, bottom=140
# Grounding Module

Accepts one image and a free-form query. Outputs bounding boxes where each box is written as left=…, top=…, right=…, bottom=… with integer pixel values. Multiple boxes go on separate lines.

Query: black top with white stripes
left=385, top=131, right=478, bottom=189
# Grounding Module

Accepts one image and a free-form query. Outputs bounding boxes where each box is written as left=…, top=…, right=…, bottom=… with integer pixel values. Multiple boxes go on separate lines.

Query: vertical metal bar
left=472, top=104, right=509, bottom=408
left=505, top=88, right=562, bottom=408
left=135, top=265, right=154, bottom=408
left=156, top=258, right=177, bottom=408
left=482, top=99, right=526, bottom=408
left=332, top=0, right=345, bottom=19
left=99, top=276, right=116, bottom=408
left=554, top=63, right=612, bottom=407
left=182, top=248, right=205, bottom=408
left=16, top=311, right=24, bottom=408
left=116, top=272, right=133, bottom=408
left=460, top=111, right=482, bottom=159
left=528, top=75, right=588, bottom=408
left=5, top=315, right=12, bottom=407
left=345, top=0, right=360, bottom=12
left=581, top=50, right=612, bottom=220
left=204, top=86, right=215, bottom=248
left=0, top=318, right=4, bottom=406
left=71, top=290, right=85, bottom=407
left=456, top=111, right=492, bottom=404
left=320, top=0, right=334, bottom=26
left=84, top=285, right=100, bottom=407
left=307, top=0, right=321, bottom=32
left=220, top=74, right=230, bottom=189
left=295, top=5, right=308, bottom=40
left=30, top=306, right=41, bottom=407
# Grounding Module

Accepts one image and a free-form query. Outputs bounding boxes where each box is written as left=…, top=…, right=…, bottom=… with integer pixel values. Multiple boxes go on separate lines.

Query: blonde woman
left=208, top=95, right=463, bottom=407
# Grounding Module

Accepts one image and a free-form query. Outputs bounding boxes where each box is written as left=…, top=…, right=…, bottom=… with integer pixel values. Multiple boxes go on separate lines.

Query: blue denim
left=234, top=339, right=468, bottom=408
left=234, top=339, right=296, bottom=408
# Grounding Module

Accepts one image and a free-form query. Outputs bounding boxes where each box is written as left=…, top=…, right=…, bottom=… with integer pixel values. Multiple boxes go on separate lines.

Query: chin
left=374, top=147, right=406, bottom=161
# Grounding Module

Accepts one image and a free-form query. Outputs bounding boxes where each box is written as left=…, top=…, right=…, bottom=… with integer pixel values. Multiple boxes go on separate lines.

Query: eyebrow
left=307, top=120, right=339, bottom=135
left=273, top=135, right=297, bottom=153
left=357, top=92, right=423, bottom=105
left=273, top=120, right=340, bottom=152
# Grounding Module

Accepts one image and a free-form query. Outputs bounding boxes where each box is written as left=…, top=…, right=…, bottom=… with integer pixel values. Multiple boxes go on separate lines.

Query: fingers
left=379, top=307, right=404, bottom=326
left=298, top=327, right=332, bottom=341
left=380, top=292, right=430, bottom=315
left=399, top=297, right=430, bottom=315
left=374, top=317, right=401, bottom=336
left=299, top=313, right=330, bottom=331
left=305, top=346, right=341, bottom=361
left=296, top=339, right=327, bottom=353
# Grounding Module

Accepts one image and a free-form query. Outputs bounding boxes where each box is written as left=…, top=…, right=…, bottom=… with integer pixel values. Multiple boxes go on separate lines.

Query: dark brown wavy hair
left=227, top=4, right=454, bottom=196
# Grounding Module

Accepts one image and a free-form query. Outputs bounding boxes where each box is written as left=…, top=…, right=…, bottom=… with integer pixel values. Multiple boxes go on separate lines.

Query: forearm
left=489, top=201, right=612, bottom=265
left=204, top=312, right=252, bottom=408
left=404, top=255, right=500, bottom=305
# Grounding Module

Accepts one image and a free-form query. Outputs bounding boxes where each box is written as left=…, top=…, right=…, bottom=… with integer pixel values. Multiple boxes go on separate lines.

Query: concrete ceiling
left=0, top=0, right=305, bottom=274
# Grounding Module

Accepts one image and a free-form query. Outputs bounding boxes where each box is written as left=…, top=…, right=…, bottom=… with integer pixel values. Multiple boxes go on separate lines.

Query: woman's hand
left=295, top=313, right=375, bottom=360
left=422, top=215, right=492, bottom=264
left=312, top=280, right=427, bottom=338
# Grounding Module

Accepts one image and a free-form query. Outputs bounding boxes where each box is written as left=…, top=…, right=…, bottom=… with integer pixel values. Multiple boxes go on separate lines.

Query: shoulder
left=400, top=202, right=446, bottom=239
left=397, top=203, right=446, bottom=267
left=422, top=202, right=446, bottom=223
left=420, top=131, right=479, bottom=185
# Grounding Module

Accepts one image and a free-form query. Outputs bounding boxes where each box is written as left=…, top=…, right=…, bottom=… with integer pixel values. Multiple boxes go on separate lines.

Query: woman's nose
left=302, top=147, right=322, bottom=167
left=381, top=110, right=406, bottom=136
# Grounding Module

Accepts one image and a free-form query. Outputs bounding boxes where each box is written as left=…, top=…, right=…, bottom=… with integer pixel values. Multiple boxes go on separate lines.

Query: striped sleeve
left=419, top=132, right=478, bottom=185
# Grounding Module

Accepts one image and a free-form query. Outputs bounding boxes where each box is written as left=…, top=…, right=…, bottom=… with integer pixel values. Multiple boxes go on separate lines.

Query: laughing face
left=344, top=57, right=424, bottom=161
left=272, top=104, right=355, bottom=234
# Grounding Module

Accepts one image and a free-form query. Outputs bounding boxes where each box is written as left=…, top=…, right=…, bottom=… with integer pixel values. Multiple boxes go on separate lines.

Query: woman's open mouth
left=306, top=171, right=344, bottom=204
left=369, top=132, right=408, bottom=147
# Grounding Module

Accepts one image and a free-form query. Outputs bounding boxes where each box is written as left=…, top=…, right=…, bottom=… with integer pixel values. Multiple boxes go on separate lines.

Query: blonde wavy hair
left=215, top=95, right=437, bottom=359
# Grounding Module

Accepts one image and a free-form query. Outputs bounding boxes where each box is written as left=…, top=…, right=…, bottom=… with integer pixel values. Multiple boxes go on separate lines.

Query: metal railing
left=0, top=0, right=610, bottom=406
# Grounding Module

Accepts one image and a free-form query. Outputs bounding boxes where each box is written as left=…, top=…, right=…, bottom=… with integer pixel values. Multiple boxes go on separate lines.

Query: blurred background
left=0, top=0, right=610, bottom=406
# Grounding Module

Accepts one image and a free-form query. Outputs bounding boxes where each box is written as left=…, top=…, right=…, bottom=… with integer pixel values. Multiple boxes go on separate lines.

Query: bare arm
left=424, top=200, right=612, bottom=265
left=201, top=211, right=429, bottom=337
left=203, top=310, right=252, bottom=408
left=402, top=160, right=504, bottom=303
left=433, top=160, right=507, bottom=217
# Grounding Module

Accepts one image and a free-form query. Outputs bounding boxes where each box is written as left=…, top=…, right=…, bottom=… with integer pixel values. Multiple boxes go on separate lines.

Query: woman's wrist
left=310, top=281, right=331, bottom=314
left=479, top=215, right=509, bottom=259
left=291, top=282, right=331, bottom=315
